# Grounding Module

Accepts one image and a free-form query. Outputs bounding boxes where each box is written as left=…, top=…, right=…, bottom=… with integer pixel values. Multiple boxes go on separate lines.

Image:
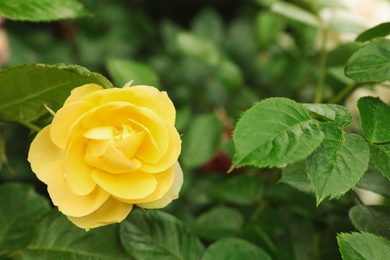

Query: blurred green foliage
left=1, top=0, right=390, bottom=259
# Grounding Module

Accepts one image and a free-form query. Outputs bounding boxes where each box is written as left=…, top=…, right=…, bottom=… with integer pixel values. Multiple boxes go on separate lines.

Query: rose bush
left=28, top=84, right=183, bottom=230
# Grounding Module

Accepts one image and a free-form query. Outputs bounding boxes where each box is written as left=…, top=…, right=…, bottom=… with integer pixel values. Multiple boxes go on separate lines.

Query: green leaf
left=358, top=97, right=390, bottom=143
left=307, top=122, right=369, bottom=205
left=280, top=160, right=313, bottom=194
left=181, top=113, right=223, bottom=169
left=216, top=59, right=244, bottom=91
left=303, top=103, right=352, bottom=128
left=191, top=8, right=224, bottom=46
left=255, top=11, right=285, bottom=47
left=0, top=0, right=91, bottom=22
left=106, top=59, right=160, bottom=88
left=356, top=23, right=390, bottom=42
left=0, top=63, right=112, bottom=130
left=345, top=38, right=390, bottom=82
left=328, top=66, right=355, bottom=85
left=210, top=174, right=265, bottom=205
left=270, top=1, right=321, bottom=28
left=369, top=143, right=390, bottom=180
left=232, top=98, right=324, bottom=169
left=337, top=232, right=390, bottom=260
left=120, top=209, right=204, bottom=260
left=358, top=165, right=390, bottom=198
left=0, top=183, right=50, bottom=256
left=176, top=32, right=221, bottom=66
left=195, top=207, right=244, bottom=241
left=202, top=237, right=272, bottom=260
left=20, top=210, right=128, bottom=259
left=349, top=205, right=390, bottom=239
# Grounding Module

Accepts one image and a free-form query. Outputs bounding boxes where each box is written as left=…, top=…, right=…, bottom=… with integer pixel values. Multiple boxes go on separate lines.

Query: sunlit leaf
left=356, top=22, right=390, bottom=42
left=0, top=64, right=112, bottom=130
left=232, top=98, right=324, bottom=169
left=120, top=209, right=204, bottom=260
left=106, top=59, right=160, bottom=88
left=303, top=103, right=352, bottom=128
left=0, top=183, right=50, bottom=256
left=202, top=237, right=272, bottom=260
left=20, top=210, right=128, bottom=259
left=338, top=232, right=390, bottom=260
left=345, top=38, right=390, bottom=82
left=307, top=122, right=369, bottom=205
left=0, top=0, right=91, bottom=22
left=358, top=97, right=390, bottom=143
left=270, top=1, right=320, bottom=28
left=349, top=205, right=390, bottom=239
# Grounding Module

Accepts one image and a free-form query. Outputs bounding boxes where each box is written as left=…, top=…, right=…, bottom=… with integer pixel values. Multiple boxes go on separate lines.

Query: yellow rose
left=28, top=84, right=183, bottom=230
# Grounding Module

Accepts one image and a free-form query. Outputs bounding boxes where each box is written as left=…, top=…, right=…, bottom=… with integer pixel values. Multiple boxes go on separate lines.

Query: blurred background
left=1, top=1, right=389, bottom=258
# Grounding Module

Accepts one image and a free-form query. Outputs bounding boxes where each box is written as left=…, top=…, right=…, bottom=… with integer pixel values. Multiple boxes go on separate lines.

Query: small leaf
left=280, top=160, right=313, bottom=194
left=356, top=22, right=390, bottom=42
left=176, top=32, right=221, bottom=66
left=210, top=174, right=265, bottom=205
left=303, top=103, right=352, bottom=128
left=358, top=97, right=390, bottom=143
left=0, top=183, right=50, bottom=256
left=195, top=207, right=244, bottom=241
left=202, top=237, right=272, bottom=260
left=345, top=38, right=390, bottom=82
left=0, top=0, right=91, bottom=22
left=270, top=1, right=321, bottom=28
left=349, top=205, right=390, bottom=239
left=181, top=113, right=223, bottom=169
left=307, top=122, right=369, bottom=205
left=357, top=165, right=390, bottom=198
left=369, top=143, right=390, bottom=180
left=337, top=232, right=390, bottom=260
left=232, top=98, right=324, bottom=169
left=106, top=59, right=160, bottom=88
left=20, top=210, right=128, bottom=259
left=0, top=63, right=112, bottom=129
left=120, top=209, right=204, bottom=260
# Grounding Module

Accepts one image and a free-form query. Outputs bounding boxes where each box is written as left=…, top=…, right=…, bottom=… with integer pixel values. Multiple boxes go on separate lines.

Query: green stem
left=329, top=82, right=358, bottom=104
left=314, top=27, right=328, bottom=103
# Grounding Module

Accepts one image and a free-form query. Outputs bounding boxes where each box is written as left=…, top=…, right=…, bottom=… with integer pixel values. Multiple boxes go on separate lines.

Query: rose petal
left=48, top=163, right=110, bottom=217
left=99, top=86, right=176, bottom=125
left=137, top=161, right=183, bottom=209
left=118, top=164, right=175, bottom=204
left=84, top=126, right=115, bottom=140
left=92, top=169, right=157, bottom=200
left=102, top=104, right=168, bottom=164
left=50, top=100, right=95, bottom=149
left=140, top=122, right=181, bottom=173
left=85, top=145, right=141, bottom=173
left=115, top=131, right=145, bottom=159
left=64, top=84, right=104, bottom=106
left=28, top=125, right=62, bottom=184
left=67, top=196, right=133, bottom=231
left=63, top=134, right=96, bottom=195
